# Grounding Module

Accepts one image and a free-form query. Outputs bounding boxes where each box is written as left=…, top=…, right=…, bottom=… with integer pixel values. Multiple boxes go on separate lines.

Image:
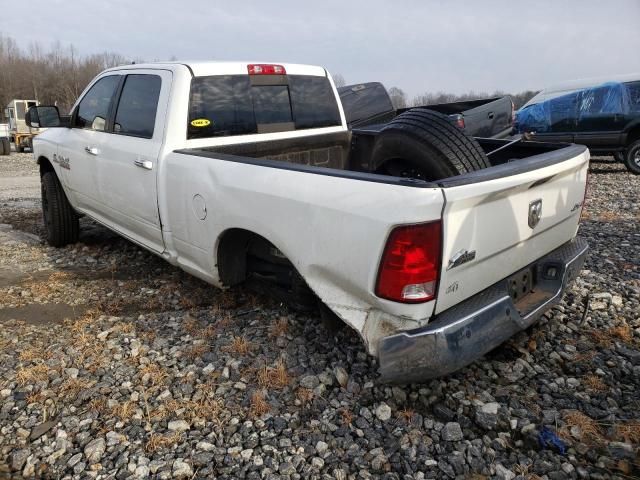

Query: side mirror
left=26, top=106, right=69, bottom=128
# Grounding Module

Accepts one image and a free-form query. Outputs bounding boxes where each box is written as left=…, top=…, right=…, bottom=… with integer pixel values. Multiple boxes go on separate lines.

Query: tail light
left=375, top=222, right=442, bottom=303
left=451, top=114, right=465, bottom=130
left=247, top=64, right=286, bottom=75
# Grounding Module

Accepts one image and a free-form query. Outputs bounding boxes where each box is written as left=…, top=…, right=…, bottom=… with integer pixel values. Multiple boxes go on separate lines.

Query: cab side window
left=75, top=75, right=120, bottom=131
left=113, top=75, right=162, bottom=139
left=626, top=82, right=640, bottom=113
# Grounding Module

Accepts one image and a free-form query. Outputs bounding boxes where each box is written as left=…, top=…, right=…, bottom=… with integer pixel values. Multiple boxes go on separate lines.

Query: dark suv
left=515, top=81, right=640, bottom=174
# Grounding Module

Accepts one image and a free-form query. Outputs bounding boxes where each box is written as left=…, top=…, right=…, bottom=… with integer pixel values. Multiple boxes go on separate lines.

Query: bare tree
left=387, top=87, right=407, bottom=109
left=332, top=73, right=346, bottom=88
left=0, top=33, right=129, bottom=120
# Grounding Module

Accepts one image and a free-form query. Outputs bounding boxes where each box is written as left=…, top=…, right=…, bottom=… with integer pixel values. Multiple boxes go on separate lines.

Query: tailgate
left=435, top=145, right=589, bottom=313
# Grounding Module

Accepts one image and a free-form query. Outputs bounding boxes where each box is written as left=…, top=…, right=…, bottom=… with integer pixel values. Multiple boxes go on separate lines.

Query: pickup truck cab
left=338, top=81, right=514, bottom=138
left=28, top=61, right=589, bottom=382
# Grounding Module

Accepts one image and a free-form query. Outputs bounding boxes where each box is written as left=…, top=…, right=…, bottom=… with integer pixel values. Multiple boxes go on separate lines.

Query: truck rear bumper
left=378, top=236, right=588, bottom=383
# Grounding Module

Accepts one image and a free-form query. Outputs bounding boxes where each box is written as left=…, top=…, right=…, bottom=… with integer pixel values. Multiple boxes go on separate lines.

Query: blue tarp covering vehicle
left=512, top=78, right=640, bottom=174
left=515, top=82, right=631, bottom=134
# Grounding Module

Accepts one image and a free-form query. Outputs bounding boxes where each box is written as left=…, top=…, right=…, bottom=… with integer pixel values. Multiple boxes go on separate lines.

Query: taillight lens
left=451, top=114, right=465, bottom=130
left=375, top=222, right=442, bottom=303
left=247, top=64, right=286, bottom=75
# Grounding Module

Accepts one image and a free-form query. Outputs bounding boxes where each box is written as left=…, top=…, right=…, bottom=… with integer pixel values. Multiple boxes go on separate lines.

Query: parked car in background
left=338, top=82, right=514, bottom=138
left=515, top=74, right=640, bottom=174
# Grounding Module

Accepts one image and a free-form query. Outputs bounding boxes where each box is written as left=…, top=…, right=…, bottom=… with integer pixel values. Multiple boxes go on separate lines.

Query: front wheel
left=623, top=140, right=640, bottom=175
left=41, top=172, right=79, bottom=247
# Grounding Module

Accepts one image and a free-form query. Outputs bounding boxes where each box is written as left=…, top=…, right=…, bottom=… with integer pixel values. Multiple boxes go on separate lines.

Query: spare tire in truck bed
left=371, top=108, right=490, bottom=181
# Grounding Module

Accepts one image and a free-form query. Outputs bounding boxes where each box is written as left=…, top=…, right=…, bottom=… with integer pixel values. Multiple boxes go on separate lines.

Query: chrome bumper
left=378, top=237, right=588, bottom=383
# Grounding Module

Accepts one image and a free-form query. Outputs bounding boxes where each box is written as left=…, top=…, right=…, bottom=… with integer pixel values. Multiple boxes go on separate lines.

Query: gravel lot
left=0, top=152, right=638, bottom=479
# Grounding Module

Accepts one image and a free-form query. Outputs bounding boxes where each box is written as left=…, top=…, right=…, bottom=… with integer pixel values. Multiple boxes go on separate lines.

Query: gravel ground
left=0, top=153, right=638, bottom=479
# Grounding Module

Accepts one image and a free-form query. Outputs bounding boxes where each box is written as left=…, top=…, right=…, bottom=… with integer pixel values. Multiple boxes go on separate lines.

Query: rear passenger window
left=75, top=75, right=120, bottom=131
left=114, top=75, right=161, bottom=139
left=626, top=82, right=640, bottom=112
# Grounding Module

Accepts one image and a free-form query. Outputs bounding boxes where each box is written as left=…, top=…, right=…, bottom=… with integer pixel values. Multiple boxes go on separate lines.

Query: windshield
left=187, top=74, right=341, bottom=139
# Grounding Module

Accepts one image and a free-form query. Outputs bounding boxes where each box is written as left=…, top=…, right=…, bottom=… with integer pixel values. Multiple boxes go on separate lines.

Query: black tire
left=0, top=138, right=9, bottom=155
left=371, top=108, right=490, bottom=181
left=624, top=140, right=640, bottom=175
left=41, top=172, right=79, bottom=247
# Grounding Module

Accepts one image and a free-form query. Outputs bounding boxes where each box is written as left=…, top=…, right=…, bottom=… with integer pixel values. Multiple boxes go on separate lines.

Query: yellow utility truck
left=5, top=99, right=42, bottom=152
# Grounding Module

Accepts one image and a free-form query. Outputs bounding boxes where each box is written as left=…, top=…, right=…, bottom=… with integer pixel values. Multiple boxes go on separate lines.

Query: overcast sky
left=5, top=0, right=640, bottom=97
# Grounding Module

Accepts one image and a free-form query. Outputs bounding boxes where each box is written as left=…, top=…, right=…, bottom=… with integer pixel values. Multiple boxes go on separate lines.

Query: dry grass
left=339, top=408, right=354, bottom=426
left=296, top=387, right=314, bottom=405
left=113, top=322, right=136, bottom=334
left=397, top=407, right=416, bottom=424
left=269, top=317, right=289, bottom=338
left=563, top=411, right=603, bottom=443
left=145, top=432, right=183, bottom=453
left=616, top=423, right=640, bottom=444
left=57, top=378, right=93, bottom=399
left=214, top=313, right=233, bottom=330
left=570, top=350, right=597, bottom=365
left=609, top=324, right=634, bottom=343
left=589, top=329, right=613, bottom=348
left=185, top=343, right=210, bottom=360
left=88, top=397, right=107, bottom=413
left=249, top=391, right=270, bottom=417
left=112, top=400, right=136, bottom=421
left=16, top=364, right=49, bottom=386
left=225, top=336, right=253, bottom=355
left=150, top=395, right=223, bottom=424
left=583, top=375, right=608, bottom=392
left=140, top=363, right=170, bottom=387
left=200, top=324, right=217, bottom=340
left=26, top=391, right=46, bottom=405
left=18, top=346, right=52, bottom=363
left=598, top=210, right=623, bottom=222
left=257, top=359, right=290, bottom=389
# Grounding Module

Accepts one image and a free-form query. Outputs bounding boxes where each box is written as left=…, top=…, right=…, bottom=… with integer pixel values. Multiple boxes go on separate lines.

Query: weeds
left=16, top=364, right=49, bottom=386
left=269, top=317, right=289, bottom=338
left=583, top=375, right=607, bottom=392
left=225, top=336, right=253, bottom=355
left=257, top=359, right=289, bottom=389
left=296, top=387, right=314, bottom=405
left=145, top=432, right=183, bottom=453
left=250, top=391, right=270, bottom=417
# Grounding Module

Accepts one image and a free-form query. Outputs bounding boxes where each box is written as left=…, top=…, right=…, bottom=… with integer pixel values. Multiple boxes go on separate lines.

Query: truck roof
left=104, top=61, right=328, bottom=78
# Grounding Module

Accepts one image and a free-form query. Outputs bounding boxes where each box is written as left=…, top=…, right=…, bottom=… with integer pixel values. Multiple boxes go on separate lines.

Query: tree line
left=387, top=86, right=538, bottom=110
left=0, top=34, right=129, bottom=120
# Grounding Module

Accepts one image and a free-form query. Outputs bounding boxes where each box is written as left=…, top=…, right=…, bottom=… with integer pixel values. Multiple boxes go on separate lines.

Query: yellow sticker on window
left=190, top=118, right=211, bottom=127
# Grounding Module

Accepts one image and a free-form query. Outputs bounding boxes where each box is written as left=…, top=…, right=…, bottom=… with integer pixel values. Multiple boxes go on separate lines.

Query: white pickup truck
left=26, top=61, right=589, bottom=383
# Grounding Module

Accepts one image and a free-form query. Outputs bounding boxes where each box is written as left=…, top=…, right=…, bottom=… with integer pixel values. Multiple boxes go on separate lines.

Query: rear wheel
left=41, top=172, right=79, bottom=247
left=371, top=108, right=490, bottom=181
left=623, top=140, right=640, bottom=175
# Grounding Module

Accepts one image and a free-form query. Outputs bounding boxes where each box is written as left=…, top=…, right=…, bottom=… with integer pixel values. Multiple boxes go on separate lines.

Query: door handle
left=85, top=146, right=99, bottom=155
left=488, top=112, right=495, bottom=119
left=134, top=159, right=153, bottom=170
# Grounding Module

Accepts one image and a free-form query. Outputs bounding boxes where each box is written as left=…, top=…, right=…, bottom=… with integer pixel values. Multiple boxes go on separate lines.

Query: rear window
left=338, top=83, right=394, bottom=124
left=187, top=74, right=341, bottom=139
